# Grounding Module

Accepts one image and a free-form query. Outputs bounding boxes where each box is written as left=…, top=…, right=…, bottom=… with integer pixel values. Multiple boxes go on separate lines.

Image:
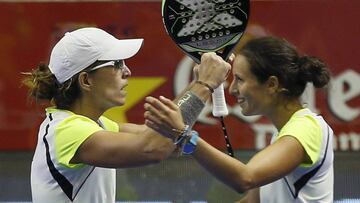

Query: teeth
left=237, top=98, right=245, bottom=103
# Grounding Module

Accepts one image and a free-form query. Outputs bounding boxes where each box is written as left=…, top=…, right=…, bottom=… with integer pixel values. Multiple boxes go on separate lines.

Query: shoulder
left=280, top=109, right=322, bottom=137
left=53, top=112, right=104, bottom=168
left=99, top=116, right=119, bottom=132
left=278, top=109, right=322, bottom=166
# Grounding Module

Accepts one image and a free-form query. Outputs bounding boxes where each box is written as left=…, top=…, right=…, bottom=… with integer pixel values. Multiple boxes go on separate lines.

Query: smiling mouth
left=237, top=97, right=245, bottom=104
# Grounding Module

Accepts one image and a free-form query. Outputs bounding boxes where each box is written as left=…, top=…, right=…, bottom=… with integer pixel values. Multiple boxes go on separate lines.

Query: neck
left=266, top=99, right=303, bottom=131
left=68, top=97, right=105, bottom=122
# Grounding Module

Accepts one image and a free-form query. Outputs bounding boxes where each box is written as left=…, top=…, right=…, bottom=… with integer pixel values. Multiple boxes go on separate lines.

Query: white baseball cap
left=48, top=27, right=144, bottom=84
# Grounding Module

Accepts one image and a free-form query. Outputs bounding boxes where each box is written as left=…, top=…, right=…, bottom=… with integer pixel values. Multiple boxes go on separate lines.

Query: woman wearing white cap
left=23, top=27, right=231, bottom=203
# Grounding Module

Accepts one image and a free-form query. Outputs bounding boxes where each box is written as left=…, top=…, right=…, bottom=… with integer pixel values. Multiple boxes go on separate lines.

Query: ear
left=78, top=72, right=92, bottom=91
left=266, top=75, right=280, bottom=94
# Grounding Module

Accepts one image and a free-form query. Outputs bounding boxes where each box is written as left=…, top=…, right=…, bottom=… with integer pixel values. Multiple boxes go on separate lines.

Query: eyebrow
left=234, top=73, right=241, bottom=78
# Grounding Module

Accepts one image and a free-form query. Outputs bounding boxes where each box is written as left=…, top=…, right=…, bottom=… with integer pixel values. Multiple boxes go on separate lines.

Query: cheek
left=249, top=89, right=268, bottom=108
left=238, top=83, right=247, bottom=94
left=92, top=74, right=110, bottom=85
left=99, top=74, right=122, bottom=87
left=242, top=86, right=260, bottom=104
left=233, top=80, right=242, bottom=90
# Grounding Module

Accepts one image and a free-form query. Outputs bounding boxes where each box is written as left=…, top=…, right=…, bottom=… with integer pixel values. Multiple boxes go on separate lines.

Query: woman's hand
left=144, top=96, right=185, bottom=140
left=196, top=52, right=232, bottom=89
left=193, top=53, right=235, bottom=82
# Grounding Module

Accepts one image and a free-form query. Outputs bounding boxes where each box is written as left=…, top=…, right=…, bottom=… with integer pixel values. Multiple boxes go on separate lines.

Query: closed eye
left=235, top=75, right=243, bottom=82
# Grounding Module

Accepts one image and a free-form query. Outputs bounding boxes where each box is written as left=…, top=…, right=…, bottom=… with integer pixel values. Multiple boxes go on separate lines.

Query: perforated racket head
left=162, top=0, right=250, bottom=64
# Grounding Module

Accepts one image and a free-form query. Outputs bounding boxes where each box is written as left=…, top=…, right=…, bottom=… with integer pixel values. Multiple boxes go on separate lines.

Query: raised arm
left=71, top=127, right=176, bottom=168
left=143, top=95, right=305, bottom=192
left=192, top=135, right=305, bottom=192
left=71, top=52, right=231, bottom=168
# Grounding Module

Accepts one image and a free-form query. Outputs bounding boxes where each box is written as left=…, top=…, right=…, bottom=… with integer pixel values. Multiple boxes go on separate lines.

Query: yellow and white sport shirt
left=31, top=108, right=119, bottom=203
left=260, top=108, right=334, bottom=203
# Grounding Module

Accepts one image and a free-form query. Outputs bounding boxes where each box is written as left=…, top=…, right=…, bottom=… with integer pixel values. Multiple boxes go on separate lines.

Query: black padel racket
left=162, top=0, right=249, bottom=157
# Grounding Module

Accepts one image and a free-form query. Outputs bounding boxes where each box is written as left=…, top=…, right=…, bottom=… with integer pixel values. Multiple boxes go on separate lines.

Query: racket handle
left=212, top=83, right=229, bottom=117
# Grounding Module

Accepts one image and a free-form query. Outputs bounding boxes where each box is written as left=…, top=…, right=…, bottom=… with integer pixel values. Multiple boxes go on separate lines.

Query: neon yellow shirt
left=277, top=108, right=322, bottom=166
left=46, top=107, right=119, bottom=168
left=31, top=107, right=119, bottom=203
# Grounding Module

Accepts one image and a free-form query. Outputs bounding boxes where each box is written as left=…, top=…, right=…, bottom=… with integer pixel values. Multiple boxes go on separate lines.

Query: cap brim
left=99, top=38, right=144, bottom=60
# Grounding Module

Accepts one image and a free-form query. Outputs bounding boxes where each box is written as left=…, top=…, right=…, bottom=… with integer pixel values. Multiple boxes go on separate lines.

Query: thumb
left=228, top=53, right=235, bottom=65
left=193, top=64, right=200, bottom=80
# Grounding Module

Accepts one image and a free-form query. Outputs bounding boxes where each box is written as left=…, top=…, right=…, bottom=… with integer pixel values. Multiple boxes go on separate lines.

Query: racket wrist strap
left=177, top=91, right=205, bottom=127
left=195, top=80, right=214, bottom=93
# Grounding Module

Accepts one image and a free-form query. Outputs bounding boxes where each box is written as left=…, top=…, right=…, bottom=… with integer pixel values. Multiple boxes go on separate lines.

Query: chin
left=111, top=99, right=126, bottom=107
left=241, top=111, right=251, bottom=116
left=241, top=108, right=255, bottom=116
left=118, top=100, right=126, bottom=106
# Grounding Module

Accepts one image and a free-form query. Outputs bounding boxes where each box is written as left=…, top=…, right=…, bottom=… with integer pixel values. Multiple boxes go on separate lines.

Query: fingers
left=193, top=64, right=200, bottom=80
left=144, top=118, right=159, bottom=131
left=200, top=52, right=217, bottom=61
left=198, top=52, right=232, bottom=88
left=159, top=96, right=180, bottom=111
left=144, top=96, right=178, bottom=125
left=144, top=118, right=174, bottom=140
left=144, top=110, right=162, bottom=126
left=144, top=97, right=168, bottom=120
left=144, top=96, right=185, bottom=132
left=145, top=96, right=180, bottom=113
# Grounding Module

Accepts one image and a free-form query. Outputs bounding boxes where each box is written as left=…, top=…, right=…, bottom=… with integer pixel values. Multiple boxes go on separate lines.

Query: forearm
left=140, top=127, right=176, bottom=160
left=174, top=80, right=196, bottom=103
left=74, top=129, right=175, bottom=168
left=108, top=131, right=175, bottom=167
left=174, top=52, right=231, bottom=128
left=175, top=82, right=212, bottom=128
left=193, top=138, right=255, bottom=193
left=110, top=135, right=174, bottom=167
left=118, top=123, right=146, bottom=134
left=187, top=80, right=213, bottom=103
left=118, top=123, right=175, bottom=160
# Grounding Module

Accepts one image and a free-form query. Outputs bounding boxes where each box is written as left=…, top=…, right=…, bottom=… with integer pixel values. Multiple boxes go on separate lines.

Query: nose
left=228, top=79, right=237, bottom=96
left=122, top=65, right=131, bottom=78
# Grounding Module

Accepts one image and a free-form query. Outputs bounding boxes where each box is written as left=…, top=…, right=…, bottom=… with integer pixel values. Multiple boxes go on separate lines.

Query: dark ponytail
left=22, top=63, right=58, bottom=100
left=22, top=63, right=80, bottom=109
left=297, top=55, right=330, bottom=88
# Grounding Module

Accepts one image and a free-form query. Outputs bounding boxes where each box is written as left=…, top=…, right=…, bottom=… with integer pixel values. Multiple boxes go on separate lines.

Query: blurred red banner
left=0, top=1, right=359, bottom=151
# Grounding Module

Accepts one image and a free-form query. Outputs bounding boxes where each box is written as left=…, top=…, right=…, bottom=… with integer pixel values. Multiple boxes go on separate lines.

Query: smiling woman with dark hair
left=144, top=36, right=334, bottom=203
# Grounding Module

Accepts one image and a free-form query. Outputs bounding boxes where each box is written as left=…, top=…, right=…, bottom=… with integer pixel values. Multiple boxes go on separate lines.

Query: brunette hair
left=239, top=36, right=331, bottom=97
left=22, top=63, right=80, bottom=109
